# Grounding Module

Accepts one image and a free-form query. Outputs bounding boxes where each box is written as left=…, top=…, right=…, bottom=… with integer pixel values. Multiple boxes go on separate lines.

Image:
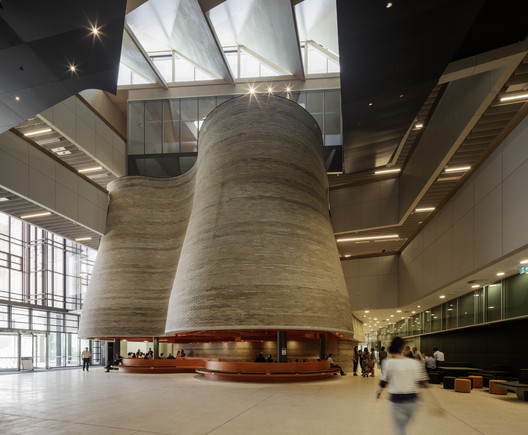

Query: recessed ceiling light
left=0, top=197, right=9, bottom=202
left=496, top=272, right=505, bottom=276
left=411, top=311, right=416, bottom=314
left=364, top=310, right=369, bottom=313
left=368, top=102, right=373, bottom=106
left=417, top=305, right=421, bottom=308
left=69, top=64, right=77, bottom=72
left=471, top=284, right=480, bottom=288
left=249, top=87, right=255, bottom=94
left=51, top=146, right=66, bottom=152
left=267, top=86, right=273, bottom=94
left=286, top=86, right=291, bottom=93
left=24, top=128, right=52, bottom=137
left=439, top=295, right=446, bottom=299
left=415, top=207, right=435, bottom=212
left=390, top=314, right=394, bottom=317
left=520, top=260, right=528, bottom=264
left=373, top=318, right=377, bottom=320
left=374, top=168, right=400, bottom=175
left=500, top=93, right=528, bottom=102
left=445, top=166, right=471, bottom=173
left=414, top=123, right=423, bottom=129
left=396, top=310, right=401, bottom=313
left=21, top=211, right=51, bottom=219
left=386, top=2, right=393, bottom=8
left=78, top=166, right=102, bottom=173
left=337, top=234, right=398, bottom=243
left=91, top=26, right=100, bottom=35
left=15, top=96, right=20, bottom=101
left=399, top=94, right=403, bottom=98
left=75, top=237, right=92, bottom=242
left=344, top=254, right=351, bottom=258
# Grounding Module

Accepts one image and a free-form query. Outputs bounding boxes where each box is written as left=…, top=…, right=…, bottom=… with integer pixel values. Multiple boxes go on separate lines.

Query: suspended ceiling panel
left=127, top=0, right=233, bottom=82
left=0, top=0, right=126, bottom=134
left=208, top=0, right=303, bottom=77
left=295, top=0, right=338, bottom=54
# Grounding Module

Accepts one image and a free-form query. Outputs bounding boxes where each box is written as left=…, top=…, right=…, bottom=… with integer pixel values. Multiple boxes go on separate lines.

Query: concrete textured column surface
left=79, top=95, right=358, bottom=340
left=165, top=95, right=355, bottom=337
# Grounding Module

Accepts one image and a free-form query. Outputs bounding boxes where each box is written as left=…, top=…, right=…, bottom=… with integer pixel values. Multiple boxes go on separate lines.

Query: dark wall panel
left=420, top=318, right=528, bottom=376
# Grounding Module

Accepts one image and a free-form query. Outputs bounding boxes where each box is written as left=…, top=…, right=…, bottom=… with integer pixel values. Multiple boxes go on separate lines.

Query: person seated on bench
left=180, top=349, right=186, bottom=357
left=327, top=353, right=346, bottom=376
left=105, top=354, right=123, bottom=372
left=167, top=353, right=176, bottom=359
left=267, top=354, right=273, bottom=363
left=255, top=352, right=266, bottom=362
left=424, top=353, right=436, bottom=371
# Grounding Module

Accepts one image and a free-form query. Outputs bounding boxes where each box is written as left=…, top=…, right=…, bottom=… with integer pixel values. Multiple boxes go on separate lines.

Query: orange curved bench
left=116, top=357, right=219, bottom=373
left=196, top=360, right=339, bottom=382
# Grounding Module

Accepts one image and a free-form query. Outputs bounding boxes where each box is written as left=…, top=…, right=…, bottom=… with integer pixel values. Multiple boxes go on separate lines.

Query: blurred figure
left=412, top=347, right=423, bottom=362
left=370, top=347, right=377, bottom=377
left=378, top=346, right=388, bottom=374
left=376, top=337, right=443, bottom=435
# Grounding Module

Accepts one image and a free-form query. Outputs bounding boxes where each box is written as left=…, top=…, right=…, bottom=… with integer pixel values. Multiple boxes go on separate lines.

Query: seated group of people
left=105, top=349, right=187, bottom=372
left=126, top=349, right=186, bottom=359
left=254, top=352, right=273, bottom=362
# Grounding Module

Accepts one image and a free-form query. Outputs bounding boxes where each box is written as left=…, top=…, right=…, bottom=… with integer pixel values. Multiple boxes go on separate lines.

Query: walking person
left=81, top=347, right=92, bottom=372
left=376, top=337, right=443, bottom=435
left=361, top=348, right=373, bottom=377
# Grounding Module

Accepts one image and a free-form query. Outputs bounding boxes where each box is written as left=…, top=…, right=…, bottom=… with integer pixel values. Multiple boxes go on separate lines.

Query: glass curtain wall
left=374, top=273, right=528, bottom=342
left=128, top=90, right=343, bottom=178
left=0, top=211, right=97, bottom=371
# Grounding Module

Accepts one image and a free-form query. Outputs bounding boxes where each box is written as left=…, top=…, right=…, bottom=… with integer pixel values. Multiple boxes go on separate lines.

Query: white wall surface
left=0, top=131, right=108, bottom=234
left=39, top=95, right=126, bottom=177
left=330, top=178, right=399, bottom=233
left=399, top=114, right=528, bottom=305
left=342, top=255, right=399, bottom=310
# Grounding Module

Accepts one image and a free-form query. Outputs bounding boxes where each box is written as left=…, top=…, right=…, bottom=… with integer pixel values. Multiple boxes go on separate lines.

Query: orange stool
left=469, top=375, right=483, bottom=388
left=489, top=379, right=507, bottom=395
left=455, top=378, right=472, bottom=393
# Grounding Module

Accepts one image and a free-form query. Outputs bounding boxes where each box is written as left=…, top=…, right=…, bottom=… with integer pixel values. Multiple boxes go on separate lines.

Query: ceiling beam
left=439, top=40, right=528, bottom=84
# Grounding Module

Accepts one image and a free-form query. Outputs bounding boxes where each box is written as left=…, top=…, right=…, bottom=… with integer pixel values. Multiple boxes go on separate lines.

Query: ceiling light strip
left=374, top=168, right=401, bottom=175
left=21, top=212, right=51, bottom=219
left=337, top=234, right=399, bottom=243
left=24, top=128, right=52, bottom=137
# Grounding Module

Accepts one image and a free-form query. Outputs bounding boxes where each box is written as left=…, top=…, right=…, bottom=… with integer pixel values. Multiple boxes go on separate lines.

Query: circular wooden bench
left=196, top=360, right=339, bottom=382
left=115, top=357, right=219, bottom=373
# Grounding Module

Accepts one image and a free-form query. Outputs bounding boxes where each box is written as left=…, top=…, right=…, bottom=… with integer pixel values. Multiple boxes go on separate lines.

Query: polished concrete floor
left=1, top=368, right=526, bottom=434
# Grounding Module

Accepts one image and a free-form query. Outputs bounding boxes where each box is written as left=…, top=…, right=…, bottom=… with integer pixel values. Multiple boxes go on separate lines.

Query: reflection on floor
left=1, top=368, right=526, bottom=434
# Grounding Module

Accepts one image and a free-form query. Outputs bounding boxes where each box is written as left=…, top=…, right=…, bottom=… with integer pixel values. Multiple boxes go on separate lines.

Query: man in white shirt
left=433, top=348, right=445, bottom=362
left=81, top=347, right=92, bottom=372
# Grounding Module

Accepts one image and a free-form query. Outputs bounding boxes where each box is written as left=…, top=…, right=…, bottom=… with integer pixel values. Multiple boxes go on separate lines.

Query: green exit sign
left=521, top=265, right=528, bottom=274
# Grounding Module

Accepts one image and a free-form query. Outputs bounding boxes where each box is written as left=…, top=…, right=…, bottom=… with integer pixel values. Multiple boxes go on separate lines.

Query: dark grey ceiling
left=0, top=0, right=126, bottom=133
left=337, top=0, right=528, bottom=174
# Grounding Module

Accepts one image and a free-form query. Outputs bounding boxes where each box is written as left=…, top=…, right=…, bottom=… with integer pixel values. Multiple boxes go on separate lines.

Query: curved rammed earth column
left=165, top=95, right=355, bottom=336
left=79, top=172, right=195, bottom=338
